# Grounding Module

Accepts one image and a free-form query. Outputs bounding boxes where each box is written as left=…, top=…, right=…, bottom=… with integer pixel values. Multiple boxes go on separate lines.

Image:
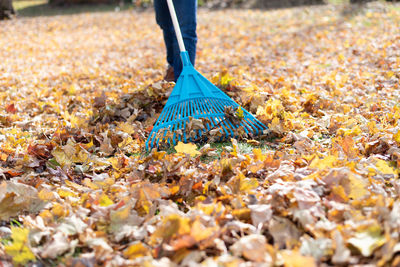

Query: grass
left=390, top=4, right=400, bottom=11
left=210, top=141, right=274, bottom=154
left=141, top=139, right=276, bottom=163
left=13, top=0, right=134, bottom=17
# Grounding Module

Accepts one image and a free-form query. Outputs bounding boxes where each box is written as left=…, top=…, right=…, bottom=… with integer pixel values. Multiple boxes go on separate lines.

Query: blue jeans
left=154, top=0, right=197, bottom=81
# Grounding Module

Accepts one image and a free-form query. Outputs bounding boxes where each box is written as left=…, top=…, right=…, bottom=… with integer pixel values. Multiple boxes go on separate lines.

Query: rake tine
left=247, top=115, right=265, bottom=133
left=190, top=100, right=195, bottom=117
left=241, top=117, right=256, bottom=135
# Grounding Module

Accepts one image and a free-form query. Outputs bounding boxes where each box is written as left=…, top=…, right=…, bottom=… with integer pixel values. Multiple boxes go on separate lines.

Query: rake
left=146, top=0, right=268, bottom=150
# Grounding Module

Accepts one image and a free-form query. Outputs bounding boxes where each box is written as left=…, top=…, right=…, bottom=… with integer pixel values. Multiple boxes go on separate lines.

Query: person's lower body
left=154, top=0, right=197, bottom=81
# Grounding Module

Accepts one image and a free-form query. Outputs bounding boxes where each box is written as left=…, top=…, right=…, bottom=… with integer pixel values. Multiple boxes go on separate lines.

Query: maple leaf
left=174, top=141, right=200, bottom=157
left=4, top=227, right=36, bottom=265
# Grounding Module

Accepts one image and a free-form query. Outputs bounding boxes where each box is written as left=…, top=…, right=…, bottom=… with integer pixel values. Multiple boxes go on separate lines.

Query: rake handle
left=166, top=0, right=186, bottom=53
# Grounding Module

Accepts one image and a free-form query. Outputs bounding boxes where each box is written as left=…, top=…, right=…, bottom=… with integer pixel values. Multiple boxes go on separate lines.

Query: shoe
left=164, top=66, right=175, bottom=82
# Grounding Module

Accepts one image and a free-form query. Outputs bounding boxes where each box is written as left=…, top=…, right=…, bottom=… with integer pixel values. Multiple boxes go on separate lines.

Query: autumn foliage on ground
left=1, top=2, right=400, bottom=266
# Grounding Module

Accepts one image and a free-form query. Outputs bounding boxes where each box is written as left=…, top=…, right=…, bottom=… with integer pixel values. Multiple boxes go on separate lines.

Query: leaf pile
left=1, top=3, right=400, bottom=266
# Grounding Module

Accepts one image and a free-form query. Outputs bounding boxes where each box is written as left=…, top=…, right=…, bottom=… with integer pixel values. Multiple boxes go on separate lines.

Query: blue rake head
left=146, top=52, right=268, bottom=150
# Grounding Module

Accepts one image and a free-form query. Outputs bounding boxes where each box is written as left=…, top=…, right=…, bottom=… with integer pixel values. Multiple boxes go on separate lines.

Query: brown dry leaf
left=269, top=216, right=301, bottom=249
left=41, top=232, right=78, bottom=258
left=230, top=234, right=272, bottom=263
left=0, top=181, right=45, bottom=220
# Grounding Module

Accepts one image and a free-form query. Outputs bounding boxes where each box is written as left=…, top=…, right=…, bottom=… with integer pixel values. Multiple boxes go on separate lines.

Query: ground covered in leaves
left=1, top=2, right=400, bottom=266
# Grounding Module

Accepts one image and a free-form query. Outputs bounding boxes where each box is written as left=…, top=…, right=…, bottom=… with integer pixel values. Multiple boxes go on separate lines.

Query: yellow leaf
left=52, top=202, right=69, bottom=218
left=253, top=148, right=266, bottom=161
left=348, top=173, right=368, bottom=200
left=227, top=172, right=258, bottom=193
left=116, top=122, right=136, bottom=135
left=123, top=242, right=150, bottom=259
left=81, top=138, right=94, bottom=150
left=110, top=203, right=131, bottom=222
left=38, top=189, right=55, bottom=201
left=394, top=130, right=400, bottom=145
left=310, top=155, right=338, bottom=169
left=0, top=153, right=8, bottom=161
left=51, top=147, right=73, bottom=168
left=375, top=159, right=398, bottom=176
left=152, top=150, right=167, bottom=161
left=191, top=220, right=217, bottom=242
left=57, top=188, right=76, bottom=198
left=236, top=106, right=244, bottom=119
left=150, top=215, right=191, bottom=245
left=68, top=83, right=77, bottom=95
left=72, top=147, right=89, bottom=163
left=174, top=142, right=200, bottom=157
left=169, top=185, right=180, bottom=195
left=137, top=190, right=151, bottom=215
left=5, top=227, right=36, bottom=265
left=99, top=194, right=114, bottom=207
left=83, top=178, right=100, bottom=190
left=256, top=99, right=284, bottom=120
left=109, top=157, right=123, bottom=171
left=268, top=117, right=285, bottom=135
left=338, top=125, right=362, bottom=137
left=220, top=158, right=233, bottom=176
left=240, top=178, right=259, bottom=192
left=65, top=180, right=86, bottom=191
left=281, top=250, right=316, bottom=267
left=39, top=210, right=53, bottom=222
left=196, top=201, right=223, bottom=216
left=348, top=225, right=385, bottom=257
left=331, top=185, right=349, bottom=201
left=386, top=71, right=394, bottom=79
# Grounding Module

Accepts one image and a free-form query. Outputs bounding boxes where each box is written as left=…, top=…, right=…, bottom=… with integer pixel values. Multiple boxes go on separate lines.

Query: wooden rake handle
left=166, top=0, right=186, bottom=53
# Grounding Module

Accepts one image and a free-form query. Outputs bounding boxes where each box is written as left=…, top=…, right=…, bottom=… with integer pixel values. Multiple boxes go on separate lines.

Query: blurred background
left=1, top=0, right=398, bottom=20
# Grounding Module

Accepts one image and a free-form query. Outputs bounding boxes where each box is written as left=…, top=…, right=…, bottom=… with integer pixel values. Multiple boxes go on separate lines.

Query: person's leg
left=154, top=0, right=197, bottom=81
left=154, top=0, right=175, bottom=68
left=171, top=0, right=197, bottom=80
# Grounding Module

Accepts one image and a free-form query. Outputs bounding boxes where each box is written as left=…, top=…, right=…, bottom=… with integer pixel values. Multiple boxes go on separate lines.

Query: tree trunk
left=0, top=0, right=14, bottom=20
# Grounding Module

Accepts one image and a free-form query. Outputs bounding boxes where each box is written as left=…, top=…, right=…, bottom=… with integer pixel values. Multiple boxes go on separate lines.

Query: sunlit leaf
left=347, top=226, right=386, bottom=257
left=174, top=142, right=200, bottom=157
left=5, top=227, right=36, bottom=265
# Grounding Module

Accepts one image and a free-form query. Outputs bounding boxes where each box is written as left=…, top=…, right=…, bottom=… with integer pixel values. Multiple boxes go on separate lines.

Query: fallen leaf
left=230, top=234, right=272, bottom=263
left=4, top=227, right=36, bottom=265
left=0, top=181, right=45, bottom=220
left=174, top=142, right=200, bottom=157
left=347, top=225, right=386, bottom=257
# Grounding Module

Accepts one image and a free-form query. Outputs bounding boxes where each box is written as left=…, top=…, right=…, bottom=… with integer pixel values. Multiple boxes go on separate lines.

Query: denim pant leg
left=154, top=0, right=174, bottom=67
left=154, top=0, right=197, bottom=80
